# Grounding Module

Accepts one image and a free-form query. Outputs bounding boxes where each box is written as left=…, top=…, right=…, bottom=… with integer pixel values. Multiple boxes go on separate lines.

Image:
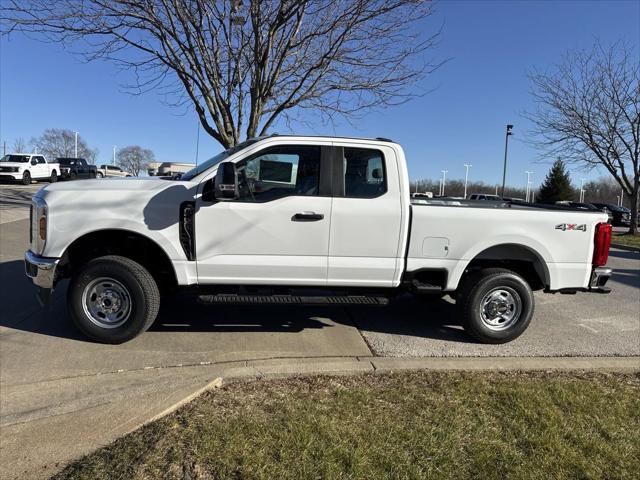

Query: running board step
left=197, top=294, right=389, bottom=306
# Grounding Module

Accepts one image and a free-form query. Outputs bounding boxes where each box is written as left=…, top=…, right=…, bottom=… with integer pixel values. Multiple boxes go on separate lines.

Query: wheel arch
left=59, top=228, right=178, bottom=292
left=454, top=243, right=550, bottom=291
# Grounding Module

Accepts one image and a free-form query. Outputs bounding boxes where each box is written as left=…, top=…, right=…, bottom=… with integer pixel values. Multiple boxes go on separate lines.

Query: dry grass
left=612, top=233, right=640, bottom=249
left=54, top=371, right=640, bottom=480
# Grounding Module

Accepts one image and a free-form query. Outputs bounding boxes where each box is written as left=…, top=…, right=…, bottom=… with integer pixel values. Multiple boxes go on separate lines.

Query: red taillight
left=593, top=222, right=612, bottom=266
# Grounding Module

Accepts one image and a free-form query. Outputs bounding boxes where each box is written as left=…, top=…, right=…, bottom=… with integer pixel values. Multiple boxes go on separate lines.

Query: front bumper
left=589, top=267, right=612, bottom=293
left=25, top=250, right=60, bottom=291
left=0, top=172, right=19, bottom=181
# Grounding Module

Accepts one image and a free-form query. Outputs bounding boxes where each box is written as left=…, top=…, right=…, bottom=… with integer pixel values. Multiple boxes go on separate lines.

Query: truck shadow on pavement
left=150, top=293, right=469, bottom=343
left=1, top=256, right=469, bottom=344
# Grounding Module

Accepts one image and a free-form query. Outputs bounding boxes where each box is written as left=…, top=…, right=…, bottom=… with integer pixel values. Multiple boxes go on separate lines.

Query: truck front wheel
left=68, top=255, right=160, bottom=344
left=457, top=268, right=534, bottom=344
left=22, top=170, right=31, bottom=185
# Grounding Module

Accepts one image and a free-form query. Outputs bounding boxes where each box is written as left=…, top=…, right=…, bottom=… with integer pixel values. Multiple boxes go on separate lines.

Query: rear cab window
left=342, top=147, right=387, bottom=198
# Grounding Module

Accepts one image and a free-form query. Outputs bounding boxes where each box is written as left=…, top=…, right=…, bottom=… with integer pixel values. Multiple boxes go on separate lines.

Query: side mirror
left=31, top=159, right=37, bottom=165
left=214, top=162, right=239, bottom=200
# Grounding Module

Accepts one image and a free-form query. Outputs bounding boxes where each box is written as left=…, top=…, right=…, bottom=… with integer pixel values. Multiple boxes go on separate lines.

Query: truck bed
left=407, top=199, right=608, bottom=291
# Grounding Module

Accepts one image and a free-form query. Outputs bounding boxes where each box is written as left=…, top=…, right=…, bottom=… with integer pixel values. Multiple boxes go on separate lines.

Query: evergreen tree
left=537, top=159, right=575, bottom=203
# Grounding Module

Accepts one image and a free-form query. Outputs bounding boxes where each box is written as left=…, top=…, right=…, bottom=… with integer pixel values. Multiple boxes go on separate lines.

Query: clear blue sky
left=1, top=0, right=638, bottom=188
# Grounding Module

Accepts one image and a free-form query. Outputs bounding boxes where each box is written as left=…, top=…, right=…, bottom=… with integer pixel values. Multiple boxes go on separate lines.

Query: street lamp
left=579, top=178, right=586, bottom=203
left=113, top=145, right=117, bottom=165
left=74, top=131, right=78, bottom=158
left=463, top=164, right=472, bottom=199
left=440, top=170, right=448, bottom=196
left=501, top=124, right=514, bottom=197
left=525, top=171, right=533, bottom=202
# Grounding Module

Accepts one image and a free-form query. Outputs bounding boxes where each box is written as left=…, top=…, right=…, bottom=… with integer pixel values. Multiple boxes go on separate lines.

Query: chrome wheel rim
left=479, top=287, right=521, bottom=331
left=82, top=277, right=132, bottom=328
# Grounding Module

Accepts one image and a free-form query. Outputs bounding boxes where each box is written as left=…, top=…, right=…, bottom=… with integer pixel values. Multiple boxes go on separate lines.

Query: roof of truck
left=253, top=134, right=396, bottom=143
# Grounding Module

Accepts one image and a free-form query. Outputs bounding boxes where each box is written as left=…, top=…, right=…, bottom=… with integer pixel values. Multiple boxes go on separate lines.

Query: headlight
left=31, top=197, right=48, bottom=255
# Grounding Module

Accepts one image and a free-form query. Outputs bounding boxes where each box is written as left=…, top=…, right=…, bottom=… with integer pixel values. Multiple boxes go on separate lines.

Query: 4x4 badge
left=555, top=223, right=587, bottom=231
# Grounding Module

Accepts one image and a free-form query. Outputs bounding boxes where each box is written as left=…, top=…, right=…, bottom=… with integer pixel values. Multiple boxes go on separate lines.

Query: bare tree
left=30, top=128, right=99, bottom=163
left=584, top=177, right=633, bottom=207
left=116, top=146, right=154, bottom=177
left=526, top=40, right=640, bottom=234
left=12, top=137, right=27, bottom=152
left=1, top=1, right=442, bottom=149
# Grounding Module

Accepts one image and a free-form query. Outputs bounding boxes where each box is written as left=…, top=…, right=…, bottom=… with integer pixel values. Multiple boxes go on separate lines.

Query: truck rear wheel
left=68, top=255, right=160, bottom=344
left=457, top=268, right=534, bottom=344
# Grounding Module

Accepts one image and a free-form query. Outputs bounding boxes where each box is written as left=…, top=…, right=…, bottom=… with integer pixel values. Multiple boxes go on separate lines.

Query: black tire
left=457, top=268, right=534, bottom=344
left=22, top=170, right=31, bottom=185
left=67, top=255, right=160, bottom=344
left=50, top=170, right=58, bottom=183
left=70, top=172, right=77, bottom=180
left=96, top=172, right=104, bottom=178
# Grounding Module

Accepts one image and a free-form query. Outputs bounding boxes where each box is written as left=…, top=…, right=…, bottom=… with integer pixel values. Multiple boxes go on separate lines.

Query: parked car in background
left=468, top=193, right=502, bottom=201
left=590, top=203, right=631, bottom=227
left=147, top=162, right=195, bottom=177
left=97, top=164, right=132, bottom=178
left=0, top=153, right=60, bottom=185
left=556, top=201, right=614, bottom=224
left=57, top=158, right=97, bottom=180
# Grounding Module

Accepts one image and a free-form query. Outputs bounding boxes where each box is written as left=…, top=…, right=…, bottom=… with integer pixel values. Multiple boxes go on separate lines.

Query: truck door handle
left=292, top=211, right=324, bottom=222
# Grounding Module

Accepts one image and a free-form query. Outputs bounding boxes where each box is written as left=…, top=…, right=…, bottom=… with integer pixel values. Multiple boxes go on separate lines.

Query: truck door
left=195, top=142, right=332, bottom=285
left=32, top=156, right=47, bottom=179
left=328, top=144, right=404, bottom=287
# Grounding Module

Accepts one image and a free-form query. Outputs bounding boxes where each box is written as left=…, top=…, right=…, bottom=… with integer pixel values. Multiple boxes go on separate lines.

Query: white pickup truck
left=0, top=153, right=60, bottom=184
left=24, top=135, right=613, bottom=344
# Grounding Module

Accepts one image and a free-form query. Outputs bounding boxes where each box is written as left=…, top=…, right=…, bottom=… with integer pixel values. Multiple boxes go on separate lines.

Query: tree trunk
left=628, top=182, right=639, bottom=235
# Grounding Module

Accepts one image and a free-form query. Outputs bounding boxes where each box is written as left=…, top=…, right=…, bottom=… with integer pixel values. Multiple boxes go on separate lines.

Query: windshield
left=1, top=154, right=29, bottom=163
left=180, top=138, right=263, bottom=181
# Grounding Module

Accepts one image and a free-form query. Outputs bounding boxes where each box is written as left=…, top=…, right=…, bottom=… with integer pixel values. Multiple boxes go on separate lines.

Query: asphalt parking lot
left=1, top=182, right=639, bottom=479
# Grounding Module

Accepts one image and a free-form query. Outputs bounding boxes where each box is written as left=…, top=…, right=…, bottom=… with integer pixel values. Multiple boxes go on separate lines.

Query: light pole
left=579, top=178, right=586, bottom=203
left=501, top=124, right=514, bottom=197
left=113, top=145, right=116, bottom=165
left=525, top=171, right=533, bottom=202
left=440, top=170, right=448, bottom=197
left=74, top=131, right=78, bottom=158
left=463, top=164, right=472, bottom=199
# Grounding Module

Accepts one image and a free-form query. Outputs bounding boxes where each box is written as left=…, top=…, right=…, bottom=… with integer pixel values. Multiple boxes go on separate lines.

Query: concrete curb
left=140, top=355, right=640, bottom=427
left=611, top=243, right=640, bottom=252
left=143, top=377, right=224, bottom=426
